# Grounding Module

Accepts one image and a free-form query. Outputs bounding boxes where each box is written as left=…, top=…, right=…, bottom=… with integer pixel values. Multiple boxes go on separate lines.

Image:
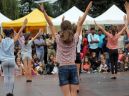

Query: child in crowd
left=89, top=52, right=101, bottom=72
left=46, top=54, right=59, bottom=74
left=33, top=57, right=44, bottom=75
left=124, top=54, right=129, bottom=71
left=15, top=57, right=24, bottom=76
left=99, top=54, right=108, bottom=73
left=83, top=57, right=91, bottom=73
left=118, top=49, right=125, bottom=72
left=51, top=56, right=59, bottom=74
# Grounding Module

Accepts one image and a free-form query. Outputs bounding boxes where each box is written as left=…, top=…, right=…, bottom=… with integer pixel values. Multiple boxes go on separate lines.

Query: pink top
left=106, top=32, right=120, bottom=49
left=55, top=34, right=79, bottom=66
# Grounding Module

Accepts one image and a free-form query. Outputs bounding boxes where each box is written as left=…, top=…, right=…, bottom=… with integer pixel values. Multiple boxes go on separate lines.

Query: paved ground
left=0, top=72, right=129, bottom=96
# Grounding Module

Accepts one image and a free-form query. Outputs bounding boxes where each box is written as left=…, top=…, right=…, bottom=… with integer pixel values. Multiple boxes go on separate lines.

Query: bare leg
left=61, top=85, right=71, bottom=96
left=70, top=85, right=78, bottom=96
left=28, top=59, right=32, bottom=80
left=23, top=58, right=29, bottom=80
left=76, top=64, right=80, bottom=91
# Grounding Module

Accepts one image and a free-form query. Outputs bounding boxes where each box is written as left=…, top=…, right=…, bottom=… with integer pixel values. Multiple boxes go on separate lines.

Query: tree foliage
left=0, top=0, right=126, bottom=19
left=44, top=0, right=126, bottom=18
left=0, top=0, right=19, bottom=19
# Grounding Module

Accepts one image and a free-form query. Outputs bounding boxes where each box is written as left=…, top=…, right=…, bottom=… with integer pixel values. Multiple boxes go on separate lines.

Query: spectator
left=99, top=54, right=108, bottom=73
left=46, top=34, right=56, bottom=59
left=98, top=29, right=105, bottom=57
left=87, top=28, right=100, bottom=59
left=34, top=34, right=45, bottom=63
left=83, top=57, right=91, bottom=73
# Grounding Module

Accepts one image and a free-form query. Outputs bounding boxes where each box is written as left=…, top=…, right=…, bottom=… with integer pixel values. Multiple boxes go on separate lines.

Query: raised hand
left=40, top=4, right=45, bottom=12
left=23, top=18, right=28, bottom=26
left=62, top=16, right=65, bottom=22
left=86, top=1, right=92, bottom=12
left=77, top=16, right=81, bottom=24
left=94, top=20, right=104, bottom=30
left=94, top=20, right=97, bottom=25
left=39, top=28, right=43, bottom=35
left=124, top=15, right=128, bottom=25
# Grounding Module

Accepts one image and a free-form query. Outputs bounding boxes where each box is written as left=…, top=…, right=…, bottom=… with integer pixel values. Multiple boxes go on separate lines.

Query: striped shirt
left=55, top=34, right=79, bottom=66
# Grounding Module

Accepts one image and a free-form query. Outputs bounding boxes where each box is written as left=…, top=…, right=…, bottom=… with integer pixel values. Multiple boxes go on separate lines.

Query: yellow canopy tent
left=2, top=9, right=49, bottom=35
left=2, top=9, right=47, bottom=27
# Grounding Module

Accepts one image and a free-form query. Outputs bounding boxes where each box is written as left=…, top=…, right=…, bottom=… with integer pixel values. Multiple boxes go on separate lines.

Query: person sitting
left=83, top=57, right=91, bottom=73
left=89, top=52, right=101, bottom=72
left=99, top=54, right=108, bottom=73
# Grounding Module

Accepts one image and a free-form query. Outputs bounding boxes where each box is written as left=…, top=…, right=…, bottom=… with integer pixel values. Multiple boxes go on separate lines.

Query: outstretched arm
left=124, top=15, right=129, bottom=35
left=94, top=20, right=109, bottom=36
left=116, top=15, right=128, bottom=36
left=40, top=4, right=57, bottom=39
left=31, top=29, right=42, bottom=41
left=62, top=16, right=65, bottom=23
left=125, top=1, right=129, bottom=24
left=14, top=18, right=28, bottom=42
left=117, top=26, right=127, bottom=36
left=76, top=1, right=92, bottom=36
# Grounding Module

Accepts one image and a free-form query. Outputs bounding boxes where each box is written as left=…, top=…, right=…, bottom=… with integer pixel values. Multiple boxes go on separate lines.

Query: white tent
left=0, top=12, right=11, bottom=26
left=94, top=5, right=126, bottom=24
left=52, top=6, right=94, bottom=25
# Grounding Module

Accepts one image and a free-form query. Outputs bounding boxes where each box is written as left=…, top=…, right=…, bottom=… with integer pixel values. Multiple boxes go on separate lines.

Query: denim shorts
left=58, top=65, right=79, bottom=86
left=21, top=53, right=32, bottom=60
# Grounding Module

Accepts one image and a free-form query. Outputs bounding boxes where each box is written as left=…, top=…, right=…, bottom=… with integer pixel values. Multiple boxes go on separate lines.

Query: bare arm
left=125, top=1, right=129, bottom=24
left=117, top=26, right=127, bottom=36
left=76, top=1, right=92, bottom=36
left=124, top=15, right=129, bottom=35
left=62, top=16, right=65, bottom=23
left=31, top=29, right=42, bottom=41
left=40, top=4, right=57, bottom=39
left=14, top=18, right=28, bottom=42
left=94, top=20, right=109, bottom=36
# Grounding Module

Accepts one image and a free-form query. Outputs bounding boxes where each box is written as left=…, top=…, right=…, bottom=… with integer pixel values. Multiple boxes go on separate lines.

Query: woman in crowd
left=94, top=20, right=127, bottom=79
left=40, top=1, right=92, bottom=96
left=0, top=19, right=27, bottom=96
left=19, top=29, right=42, bottom=82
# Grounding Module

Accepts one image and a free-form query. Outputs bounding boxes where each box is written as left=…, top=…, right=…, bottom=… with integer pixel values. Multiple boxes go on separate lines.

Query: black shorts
left=75, top=53, right=81, bottom=64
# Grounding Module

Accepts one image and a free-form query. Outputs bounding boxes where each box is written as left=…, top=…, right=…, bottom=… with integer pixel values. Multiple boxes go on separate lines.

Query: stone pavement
left=0, top=72, right=129, bottom=96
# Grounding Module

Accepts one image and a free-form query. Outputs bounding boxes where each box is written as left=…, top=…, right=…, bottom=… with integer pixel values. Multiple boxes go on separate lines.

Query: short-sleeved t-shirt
left=55, top=34, right=79, bottom=66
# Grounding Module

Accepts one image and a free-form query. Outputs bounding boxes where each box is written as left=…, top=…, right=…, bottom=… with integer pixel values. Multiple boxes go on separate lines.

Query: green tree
left=0, top=0, right=19, bottom=19
left=43, top=0, right=125, bottom=18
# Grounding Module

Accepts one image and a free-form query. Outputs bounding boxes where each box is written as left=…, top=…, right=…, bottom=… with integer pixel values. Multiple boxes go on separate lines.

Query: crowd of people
left=1, top=1, right=129, bottom=96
